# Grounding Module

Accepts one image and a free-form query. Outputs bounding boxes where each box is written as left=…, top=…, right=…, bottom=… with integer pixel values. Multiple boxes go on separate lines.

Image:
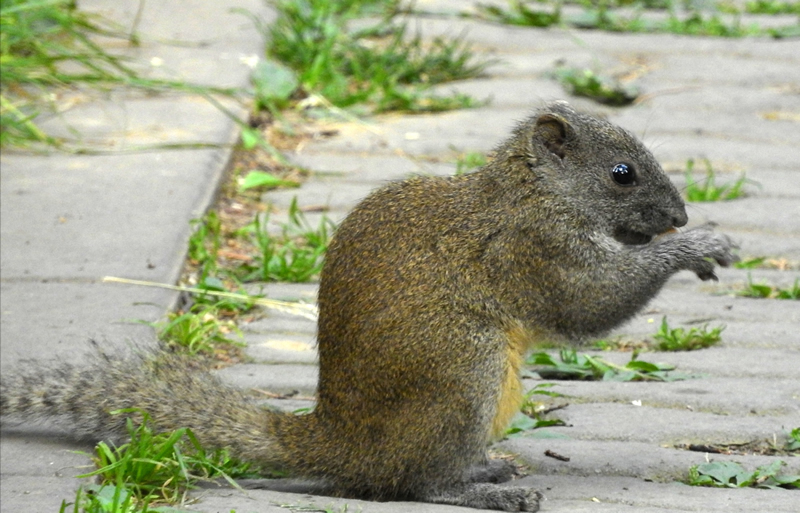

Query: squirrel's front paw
left=680, top=224, right=739, bottom=281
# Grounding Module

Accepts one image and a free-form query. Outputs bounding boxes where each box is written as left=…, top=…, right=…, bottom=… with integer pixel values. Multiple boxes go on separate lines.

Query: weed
left=236, top=198, right=335, bottom=283
left=454, top=151, right=487, bottom=175
left=265, top=0, right=488, bottom=113
left=0, top=0, right=120, bottom=148
left=688, top=460, right=799, bottom=489
left=75, top=411, right=258, bottom=507
left=662, top=10, right=758, bottom=37
left=683, top=159, right=750, bottom=202
left=552, top=66, right=638, bottom=105
left=733, top=257, right=767, bottom=269
left=251, top=58, right=300, bottom=114
left=742, top=0, right=800, bottom=15
left=0, top=0, right=240, bottom=149
left=475, top=0, right=562, bottom=27
left=786, top=427, right=800, bottom=452
left=653, top=316, right=723, bottom=351
left=188, top=211, right=222, bottom=274
left=736, top=274, right=800, bottom=300
left=60, top=484, right=150, bottom=513
left=733, top=257, right=798, bottom=271
left=769, top=280, right=799, bottom=300
left=473, top=0, right=787, bottom=37
left=505, top=383, right=567, bottom=437
left=155, top=304, right=244, bottom=355
left=528, top=348, right=696, bottom=381
left=238, top=170, right=300, bottom=192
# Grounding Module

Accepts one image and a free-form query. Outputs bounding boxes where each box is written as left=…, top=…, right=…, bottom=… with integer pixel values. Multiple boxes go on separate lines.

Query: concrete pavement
left=2, top=0, right=799, bottom=512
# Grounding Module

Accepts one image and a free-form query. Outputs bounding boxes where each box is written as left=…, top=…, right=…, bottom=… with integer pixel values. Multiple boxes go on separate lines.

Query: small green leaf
left=505, top=412, right=539, bottom=436
left=625, top=360, right=662, bottom=373
left=251, top=59, right=298, bottom=108
left=692, top=461, right=754, bottom=487
left=241, top=127, right=260, bottom=150
left=198, top=276, right=226, bottom=291
left=239, top=171, right=298, bottom=192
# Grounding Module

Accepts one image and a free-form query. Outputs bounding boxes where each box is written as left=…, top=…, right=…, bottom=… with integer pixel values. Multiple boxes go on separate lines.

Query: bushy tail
left=0, top=346, right=288, bottom=468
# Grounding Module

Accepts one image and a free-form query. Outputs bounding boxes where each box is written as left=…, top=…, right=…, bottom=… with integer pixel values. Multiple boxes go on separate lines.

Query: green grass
left=718, top=0, right=800, bottom=15
left=527, top=348, right=697, bottom=381
left=187, top=197, right=335, bottom=285
left=0, top=0, right=112, bottom=148
left=683, top=159, right=750, bottom=202
left=653, top=316, right=724, bottom=351
left=264, top=0, right=489, bottom=113
left=238, top=170, right=300, bottom=192
left=787, top=427, right=800, bottom=451
left=154, top=303, right=245, bottom=356
left=505, top=383, right=567, bottom=437
left=188, top=210, right=223, bottom=276
left=733, top=256, right=768, bottom=269
left=688, top=460, right=799, bottom=489
left=3, top=0, right=489, bottom=149
left=0, top=0, right=241, bottom=150
left=736, top=274, right=800, bottom=300
left=60, top=485, right=157, bottom=513
left=552, top=66, right=639, bottom=105
left=234, top=198, right=335, bottom=283
left=63, top=410, right=258, bottom=511
left=475, top=0, right=562, bottom=27
left=474, top=0, right=789, bottom=37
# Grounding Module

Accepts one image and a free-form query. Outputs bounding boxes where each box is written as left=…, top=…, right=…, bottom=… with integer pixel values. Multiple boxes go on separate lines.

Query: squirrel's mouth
left=613, top=228, right=654, bottom=246
left=614, top=226, right=679, bottom=246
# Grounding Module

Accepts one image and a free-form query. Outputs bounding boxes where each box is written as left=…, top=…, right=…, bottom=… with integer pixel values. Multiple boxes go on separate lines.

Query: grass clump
left=653, top=316, right=724, bottom=351
left=264, top=0, right=488, bottom=113
left=60, top=485, right=157, bottom=513
left=528, top=348, right=696, bottom=381
left=688, top=460, right=799, bottom=489
left=505, top=383, right=567, bottom=437
left=473, top=0, right=781, bottom=37
left=661, top=9, right=758, bottom=37
left=66, top=410, right=258, bottom=511
left=727, top=0, right=800, bottom=15
left=786, top=427, right=800, bottom=451
left=155, top=303, right=245, bottom=356
left=0, top=0, right=113, bottom=148
left=0, top=0, right=239, bottom=150
left=733, top=256, right=798, bottom=271
left=736, top=274, right=800, bottom=300
left=187, top=197, right=335, bottom=285
left=235, top=198, right=335, bottom=283
left=552, top=66, right=639, bottom=105
left=683, top=159, right=750, bottom=202
left=475, top=0, right=562, bottom=27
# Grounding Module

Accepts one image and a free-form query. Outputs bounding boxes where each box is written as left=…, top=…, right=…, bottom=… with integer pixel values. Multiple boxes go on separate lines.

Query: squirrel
left=1, top=101, right=737, bottom=512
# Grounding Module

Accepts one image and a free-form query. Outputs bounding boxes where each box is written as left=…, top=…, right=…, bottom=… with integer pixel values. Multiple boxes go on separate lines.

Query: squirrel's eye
left=611, top=163, right=637, bottom=186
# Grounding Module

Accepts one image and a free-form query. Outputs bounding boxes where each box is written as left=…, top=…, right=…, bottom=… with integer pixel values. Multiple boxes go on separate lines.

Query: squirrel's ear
left=535, top=113, right=573, bottom=160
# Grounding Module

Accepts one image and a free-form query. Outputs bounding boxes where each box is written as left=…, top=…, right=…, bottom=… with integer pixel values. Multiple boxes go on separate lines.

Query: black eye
left=611, top=163, right=637, bottom=186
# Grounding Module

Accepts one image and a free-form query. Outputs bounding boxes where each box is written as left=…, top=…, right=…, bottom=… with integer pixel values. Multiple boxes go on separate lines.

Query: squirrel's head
left=506, top=101, right=687, bottom=245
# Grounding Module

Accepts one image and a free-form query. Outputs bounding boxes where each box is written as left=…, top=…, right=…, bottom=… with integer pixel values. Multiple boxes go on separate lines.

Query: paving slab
left=2, top=1, right=800, bottom=513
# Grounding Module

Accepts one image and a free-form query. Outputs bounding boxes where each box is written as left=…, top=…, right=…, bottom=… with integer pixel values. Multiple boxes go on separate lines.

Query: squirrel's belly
left=490, top=322, right=538, bottom=440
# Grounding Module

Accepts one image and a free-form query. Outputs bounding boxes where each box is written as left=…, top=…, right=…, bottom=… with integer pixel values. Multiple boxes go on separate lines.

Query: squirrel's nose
left=672, top=209, right=688, bottom=228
